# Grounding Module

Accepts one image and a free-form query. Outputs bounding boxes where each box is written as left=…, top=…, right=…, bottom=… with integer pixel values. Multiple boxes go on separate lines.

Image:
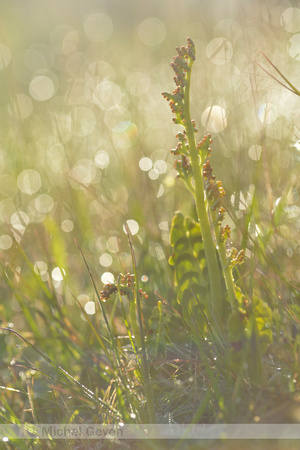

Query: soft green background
left=0, top=1, right=299, bottom=419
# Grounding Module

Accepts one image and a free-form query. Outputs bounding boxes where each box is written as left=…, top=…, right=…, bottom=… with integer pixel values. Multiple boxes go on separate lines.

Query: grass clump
left=0, top=34, right=300, bottom=449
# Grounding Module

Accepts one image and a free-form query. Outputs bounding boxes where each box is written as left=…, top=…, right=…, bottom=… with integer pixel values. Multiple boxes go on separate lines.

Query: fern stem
left=183, top=67, right=223, bottom=318
left=216, top=239, right=237, bottom=311
left=182, top=177, right=195, bottom=195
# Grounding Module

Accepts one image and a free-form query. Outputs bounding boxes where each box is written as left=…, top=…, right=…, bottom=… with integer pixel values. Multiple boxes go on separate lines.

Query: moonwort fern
left=163, top=38, right=273, bottom=384
left=168, top=211, right=209, bottom=336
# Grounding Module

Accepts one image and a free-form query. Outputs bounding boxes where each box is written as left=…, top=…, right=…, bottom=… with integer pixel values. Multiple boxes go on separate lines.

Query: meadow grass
left=0, top=2, right=300, bottom=449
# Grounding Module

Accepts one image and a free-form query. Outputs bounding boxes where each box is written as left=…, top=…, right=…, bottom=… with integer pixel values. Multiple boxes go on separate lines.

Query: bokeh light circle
left=94, top=151, right=110, bottom=169
left=258, top=103, right=278, bottom=124
left=84, top=12, right=113, bottom=43
left=0, top=235, right=13, bottom=250
left=101, top=272, right=114, bottom=284
left=201, top=106, right=227, bottom=132
left=85, top=301, right=96, bottom=315
left=86, top=60, right=115, bottom=81
left=139, top=157, right=152, bottom=171
left=52, top=267, right=65, bottom=281
left=123, top=219, right=139, bottom=236
left=281, top=8, right=300, bottom=33
left=61, top=219, right=74, bottom=232
left=34, top=261, right=48, bottom=275
left=49, top=25, right=74, bottom=54
left=25, top=44, right=55, bottom=71
left=112, top=121, right=138, bottom=149
left=154, top=160, right=167, bottom=174
left=148, top=169, right=159, bottom=180
left=93, top=81, right=122, bottom=110
left=29, top=75, right=55, bottom=101
left=69, top=159, right=97, bottom=188
left=248, top=145, right=262, bottom=161
left=35, top=194, right=54, bottom=214
left=138, top=18, right=166, bottom=46
left=106, top=237, right=119, bottom=253
left=206, top=38, right=233, bottom=65
left=99, top=253, right=113, bottom=267
left=288, top=34, right=300, bottom=60
left=17, top=170, right=41, bottom=195
left=0, top=44, right=11, bottom=70
left=11, top=211, right=30, bottom=232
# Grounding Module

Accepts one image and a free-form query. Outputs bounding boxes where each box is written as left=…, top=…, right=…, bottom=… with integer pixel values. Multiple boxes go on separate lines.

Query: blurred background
left=0, top=0, right=299, bottom=337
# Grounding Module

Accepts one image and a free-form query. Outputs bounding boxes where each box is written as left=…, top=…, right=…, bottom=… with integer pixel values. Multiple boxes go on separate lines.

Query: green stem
left=215, top=238, right=237, bottom=311
left=117, top=277, right=138, bottom=354
left=182, top=177, right=195, bottom=195
left=129, top=291, right=142, bottom=350
left=125, top=225, right=156, bottom=423
left=183, top=67, right=223, bottom=319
